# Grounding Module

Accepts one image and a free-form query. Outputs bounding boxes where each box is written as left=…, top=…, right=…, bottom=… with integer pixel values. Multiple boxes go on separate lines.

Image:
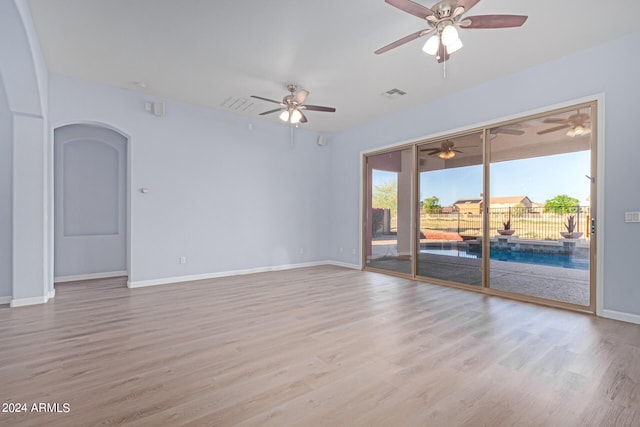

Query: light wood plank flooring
left=1, top=265, right=639, bottom=426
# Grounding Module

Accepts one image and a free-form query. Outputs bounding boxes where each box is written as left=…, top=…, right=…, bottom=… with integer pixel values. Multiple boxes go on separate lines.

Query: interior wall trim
left=326, top=260, right=361, bottom=270
left=601, top=309, right=640, bottom=325
left=0, top=296, right=12, bottom=305
left=54, top=270, right=128, bottom=283
left=127, top=261, right=347, bottom=289
left=10, top=295, right=49, bottom=308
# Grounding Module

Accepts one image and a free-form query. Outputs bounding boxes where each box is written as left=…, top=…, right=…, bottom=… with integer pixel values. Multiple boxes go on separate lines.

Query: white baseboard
left=128, top=261, right=332, bottom=288
left=0, top=296, right=12, bottom=305
left=54, top=270, right=128, bottom=283
left=601, top=309, right=640, bottom=325
left=48, top=289, right=56, bottom=299
left=10, top=295, right=49, bottom=308
left=326, top=260, right=361, bottom=270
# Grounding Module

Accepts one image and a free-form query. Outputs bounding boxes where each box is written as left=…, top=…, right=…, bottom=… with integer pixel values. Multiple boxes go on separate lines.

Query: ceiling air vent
left=220, top=96, right=256, bottom=112
left=381, top=88, right=407, bottom=100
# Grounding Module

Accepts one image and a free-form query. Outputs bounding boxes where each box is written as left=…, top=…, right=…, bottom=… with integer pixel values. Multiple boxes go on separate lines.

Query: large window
left=488, top=107, right=593, bottom=307
left=365, top=148, right=413, bottom=275
left=417, top=131, right=483, bottom=286
left=363, top=102, right=597, bottom=312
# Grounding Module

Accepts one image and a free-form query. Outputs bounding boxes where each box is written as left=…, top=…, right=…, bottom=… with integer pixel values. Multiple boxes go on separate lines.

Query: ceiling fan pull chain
left=443, top=51, right=447, bottom=79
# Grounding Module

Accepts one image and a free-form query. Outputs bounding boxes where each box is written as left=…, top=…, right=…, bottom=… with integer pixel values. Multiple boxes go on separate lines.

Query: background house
left=489, top=196, right=533, bottom=210
left=452, top=196, right=534, bottom=215
left=453, top=198, right=483, bottom=215
left=1, top=1, right=639, bottom=324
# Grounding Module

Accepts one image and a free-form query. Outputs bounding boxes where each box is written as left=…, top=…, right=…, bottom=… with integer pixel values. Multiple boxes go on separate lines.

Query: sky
left=372, top=151, right=591, bottom=207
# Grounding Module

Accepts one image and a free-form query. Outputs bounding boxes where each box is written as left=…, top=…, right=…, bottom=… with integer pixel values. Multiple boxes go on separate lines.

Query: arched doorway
left=53, top=124, right=128, bottom=283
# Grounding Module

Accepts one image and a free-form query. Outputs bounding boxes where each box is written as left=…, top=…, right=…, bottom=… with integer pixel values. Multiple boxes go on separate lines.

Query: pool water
left=422, top=248, right=589, bottom=270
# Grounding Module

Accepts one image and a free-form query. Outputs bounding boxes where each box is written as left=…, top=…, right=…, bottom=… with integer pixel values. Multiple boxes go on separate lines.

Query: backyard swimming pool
left=422, top=248, right=589, bottom=270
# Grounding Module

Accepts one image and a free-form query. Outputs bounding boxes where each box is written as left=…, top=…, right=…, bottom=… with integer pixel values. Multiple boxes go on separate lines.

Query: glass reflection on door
left=365, top=148, right=413, bottom=275
left=488, top=107, right=593, bottom=307
left=417, top=132, right=484, bottom=286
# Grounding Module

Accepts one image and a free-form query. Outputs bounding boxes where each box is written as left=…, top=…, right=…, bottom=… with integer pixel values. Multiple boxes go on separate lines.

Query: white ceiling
left=26, top=0, right=640, bottom=133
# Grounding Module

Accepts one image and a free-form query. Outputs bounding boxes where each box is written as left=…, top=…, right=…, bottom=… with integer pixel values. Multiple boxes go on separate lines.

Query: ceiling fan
left=420, top=140, right=466, bottom=159
left=250, top=84, right=336, bottom=125
left=375, top=0, right=528, bottom=63
left=537, top=111, right=591, bottom=137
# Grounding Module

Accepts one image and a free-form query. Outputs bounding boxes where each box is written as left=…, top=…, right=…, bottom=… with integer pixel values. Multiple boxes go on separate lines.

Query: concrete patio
left=367, top=239, right=589, bottom=306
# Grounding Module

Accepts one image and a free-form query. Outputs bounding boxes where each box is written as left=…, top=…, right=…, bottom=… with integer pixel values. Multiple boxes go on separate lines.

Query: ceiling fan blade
left=375, top=29, right=431, bottom=54
left=461, top=14, right=528, bottom=29
left=572, top=113, right=591, bottom=122
left=259, top=108, right=283, bottom=116
left=301, top=105, right=336, bottom=113
left=293, top=89, right=309, bottom=105
left=543, top=118, right=568, bottom=124
left=385, top=0, right=434, bottom=19
left=250, top=95, right=282, bottom=104
left=456, top=0, right=481, bottom=14
left=537, top=124, right=571, bottom=135
left=299, top=111, right=308, bottom=123
left=493, top=127, right=525, bottom=136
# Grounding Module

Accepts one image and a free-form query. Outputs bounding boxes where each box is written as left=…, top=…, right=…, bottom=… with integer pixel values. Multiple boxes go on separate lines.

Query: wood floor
left=1, top=266, right=639, bottom=426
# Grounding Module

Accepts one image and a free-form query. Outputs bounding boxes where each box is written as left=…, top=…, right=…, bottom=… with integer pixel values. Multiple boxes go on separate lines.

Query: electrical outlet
left=625, top=212, right=640, bottom=223
left=352, top=248, right=356, bottom=255
left=339, top=247, right=343, bottom=253
left=299, top=247, right=304, bottom=254
left=179, top=256, right=186, bottom=264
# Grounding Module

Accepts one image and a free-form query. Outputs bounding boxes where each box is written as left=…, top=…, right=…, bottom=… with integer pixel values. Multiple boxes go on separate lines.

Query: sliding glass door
left=488, top=106, right=594, bottom=308
left=416, top=132, right=484, bottom=286
left=365, top=147, right=414, bottom=275
left=363, top=101, right=596, bottom=312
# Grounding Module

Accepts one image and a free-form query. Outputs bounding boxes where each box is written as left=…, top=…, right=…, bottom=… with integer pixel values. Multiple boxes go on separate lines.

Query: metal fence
left=420, top=206, right=590, bottom=240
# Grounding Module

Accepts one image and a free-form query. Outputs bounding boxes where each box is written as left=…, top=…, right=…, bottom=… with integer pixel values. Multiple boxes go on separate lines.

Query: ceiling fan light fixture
left=423, top=34, right=440, bottom=55
left=439, top=150, right=456, bottom=159
left=290, top=109, right=302, bottom=124
left=279, top=110, right=290, bottom=122
left=567, top=125, right=591, bottom=137
left=441, top=24, right=459, bottom=47
left=447, top=37, right=463, bottom=54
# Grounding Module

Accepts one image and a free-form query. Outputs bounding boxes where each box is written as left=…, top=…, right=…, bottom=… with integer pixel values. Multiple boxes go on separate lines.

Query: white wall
left=49, top=74, right=331, bottom=284
left=1, top=0, right=49, bottom=306
left=0, top=78, right=12, bottom=300
left=329, top=33, right=640, bottom=319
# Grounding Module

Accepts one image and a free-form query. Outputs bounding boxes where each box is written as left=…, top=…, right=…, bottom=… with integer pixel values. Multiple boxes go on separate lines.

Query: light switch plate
left=625, top=212, right=640, bottom=223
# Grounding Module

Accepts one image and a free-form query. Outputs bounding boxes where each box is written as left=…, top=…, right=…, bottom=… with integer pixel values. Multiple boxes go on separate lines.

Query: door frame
left=361, top=94, right=604, bottom=315
left=48, top=121, right=132, bottom=295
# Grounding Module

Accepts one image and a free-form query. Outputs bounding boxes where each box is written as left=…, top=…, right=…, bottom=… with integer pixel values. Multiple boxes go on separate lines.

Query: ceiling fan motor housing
left=432, top=1, right=455, bottom=19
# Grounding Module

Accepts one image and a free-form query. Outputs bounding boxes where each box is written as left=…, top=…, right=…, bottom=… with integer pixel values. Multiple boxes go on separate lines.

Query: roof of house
left=453, top=198, right=482, bottom=205
left=452, top=196, right=536, bottom=207
left=490, top=196, right=532, bottom=204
